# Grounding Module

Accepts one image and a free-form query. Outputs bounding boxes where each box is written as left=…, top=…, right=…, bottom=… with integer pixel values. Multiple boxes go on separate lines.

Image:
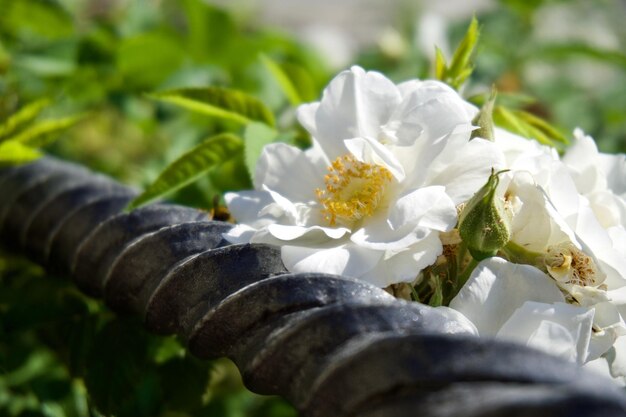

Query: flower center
left=544, top=242, right=603, bottom=287
left=316, top=154, right=392, bottom=226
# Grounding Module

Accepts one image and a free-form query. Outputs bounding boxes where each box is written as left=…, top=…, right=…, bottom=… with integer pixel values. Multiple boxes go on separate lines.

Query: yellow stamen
left=544, top=242, right=603, bottom=287
left=316, top=154, right=392, bottom=226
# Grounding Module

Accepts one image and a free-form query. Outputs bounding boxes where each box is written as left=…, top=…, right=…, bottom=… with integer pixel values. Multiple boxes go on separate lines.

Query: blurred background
left=1, top=0, right=626, bottom=416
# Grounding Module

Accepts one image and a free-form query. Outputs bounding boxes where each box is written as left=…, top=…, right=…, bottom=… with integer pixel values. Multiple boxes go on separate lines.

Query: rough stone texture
left=46, top=195, right=136, bottom=274
left=103, top=221, right=233, bottom=314
left=144, top=243, right=288, bottom=335
left=0, top=158, right=86, bottom=244
left=72, top=204, right=209, bottom=297
left=22, top=181, right=133, bottom=264
left=2, top=156, right=626, bottom=417
left=187, top=273, right=394, bottom=359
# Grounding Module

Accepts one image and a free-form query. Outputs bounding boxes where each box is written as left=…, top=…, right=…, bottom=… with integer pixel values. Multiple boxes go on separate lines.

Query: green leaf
left=157, top=354, right=212, bottom=412
left=116, top=31, right=186, bottom=89
left=516, top=110, right=568, bottom=144
left=494, top=106, right=567, bottom=147
left=244, top=122, right=278, bottom=180
left=260, top=54, right=302, bottom=106
left=428, top=274, right=444, bottom=307
left=83, top=319, right=151, bottom=415
left=434, top=47, right=446, bottom=81
left=494, top=106, right=530, bottom=138
left=150, top=87, right=276, bottom=127
left=448, top=17, right=479, bottom=77
left=127, top=133, right=244, bottom=210
left=435, top=16, right=480, bottom=90
left=0, top=98, right=51, bottom=141
left=1, top=0, right=74, bottom=41
left=0, top=141, right=41, bottom=166
left=4, top=114, right=84, bottom=147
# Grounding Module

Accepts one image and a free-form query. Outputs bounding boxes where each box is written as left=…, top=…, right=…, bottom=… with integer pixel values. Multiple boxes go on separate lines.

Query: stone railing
left=1, top=156, right=625, bottom=417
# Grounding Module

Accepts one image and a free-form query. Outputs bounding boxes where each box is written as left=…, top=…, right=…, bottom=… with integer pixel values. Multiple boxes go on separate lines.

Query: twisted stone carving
left=1, top=157, right=625, bottom=417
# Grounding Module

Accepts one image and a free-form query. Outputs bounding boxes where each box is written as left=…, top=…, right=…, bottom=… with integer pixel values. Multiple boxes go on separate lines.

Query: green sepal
left=470, top=87, right=496, bottom=141
left=458, top=169, right=511, bottom=260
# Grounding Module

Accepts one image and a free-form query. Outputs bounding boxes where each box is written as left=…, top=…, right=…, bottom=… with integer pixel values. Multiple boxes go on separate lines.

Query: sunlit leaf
left=0, top=141, right=41, bottom=166
left=428, top=274, right=444, bottom=307
left=282, top=62, right=317, bottom=102
left=0, top=98, right=51, bottom=141
left=5, top=114, right=84, bottom=147
left=150, top=87, right=275, bottom=127
left=209, top=152, right=252, bottom=192
left=494, top=106, right=567, bottom=147
left=117, top=32, right=187, bottom=88
left=244, top=122, right=278, bottom=180
left=435, top=16, right=480, bottom=90
left=12, top=55, right=76, bottom=77
left=434, top=47, right=446, bottom=81
left=127, top=133, right=244, bottom=210
left=260, top=54, right=302, bottom=106
left=448, top=17, right=479, bottom=77
left=516, top=110, right=568, bottom=144
left=494, top=106, right=531, bottom=138
left=1, top=0, right=74, bottom=41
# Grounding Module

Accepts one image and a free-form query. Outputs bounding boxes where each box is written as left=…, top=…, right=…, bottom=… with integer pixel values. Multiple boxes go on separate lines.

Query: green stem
left=500, top=241, right=545, bottom=271
left=457, top=258, right=479, bottom=291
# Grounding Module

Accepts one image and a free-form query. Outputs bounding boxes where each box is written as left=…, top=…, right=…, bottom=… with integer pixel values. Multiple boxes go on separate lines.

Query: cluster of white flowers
left=224, top=66, right=626, bottom=383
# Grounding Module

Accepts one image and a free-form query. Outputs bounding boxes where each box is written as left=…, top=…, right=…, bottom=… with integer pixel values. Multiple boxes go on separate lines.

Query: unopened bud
left=459, top=169, right=510, bottom=260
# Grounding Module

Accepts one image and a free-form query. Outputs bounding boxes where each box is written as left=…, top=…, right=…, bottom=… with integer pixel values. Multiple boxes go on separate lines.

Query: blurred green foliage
left=0, top=251, right=298, bottom=417
left=1, top=0, right=625, bottom=415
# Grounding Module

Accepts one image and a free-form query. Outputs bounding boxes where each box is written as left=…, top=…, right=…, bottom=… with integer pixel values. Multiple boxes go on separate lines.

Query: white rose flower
left=224, top=66, right=504, bottom=286
left=448, top=128, right=626, bottom=382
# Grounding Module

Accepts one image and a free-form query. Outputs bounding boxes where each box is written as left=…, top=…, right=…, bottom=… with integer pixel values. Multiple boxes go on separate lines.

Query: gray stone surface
left=22, top=181, right=134, bottom=264
left=187, top=273, right=394, bottom=359
left=0, top=158, right=86, bottom=243
left=103, top=221, right=233, bottom=314
left=144, top=243, right=287, bottom=335
left=354, top=382, right=626, bottom=417
left=241, top=302, right=475, bottom=405
left=302, top=333, right=626, bottom=417
left=72, top=204, right=208, bottom=297
left=46, top=195, right=135, bottom=274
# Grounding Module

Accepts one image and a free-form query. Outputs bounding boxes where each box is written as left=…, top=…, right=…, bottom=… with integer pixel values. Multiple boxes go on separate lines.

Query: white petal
left=424, top=138, right=505, bottom=204
left=350, top=214, right=427, bottom=251
left=296, top=102, right=320, bottom=139
left=223, top=224, right=257, bottom=244
left=449, top=257, right=565, bottom=336
left=281, top=243, right=382, bottom=278
left=608, top=337, right=626, bottom=378
left=301, top=66, right=402, bottom=159
left=392, top=94, right=475, bottom=146
left=572, top=202, right=626, bottom=289
left=344, top=136, right=405, bottom=181
left=587, top=302, right=626, bottom=361
left=267, top=223, right=349, bottom=242
left=583, top=357, right=613, bottom=378
left=434, top=306, right=480, bottom=335
left=358, top=231, right=442, bottom=286
left=254, top=143, right=326, bottom=202
left=388, top=185, right=457, bottom=231
left=599, top=152, right=626, bottom=197
left=225, top=190, right=276, bottom=226
left=495, top=301, right=594, bottom=364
